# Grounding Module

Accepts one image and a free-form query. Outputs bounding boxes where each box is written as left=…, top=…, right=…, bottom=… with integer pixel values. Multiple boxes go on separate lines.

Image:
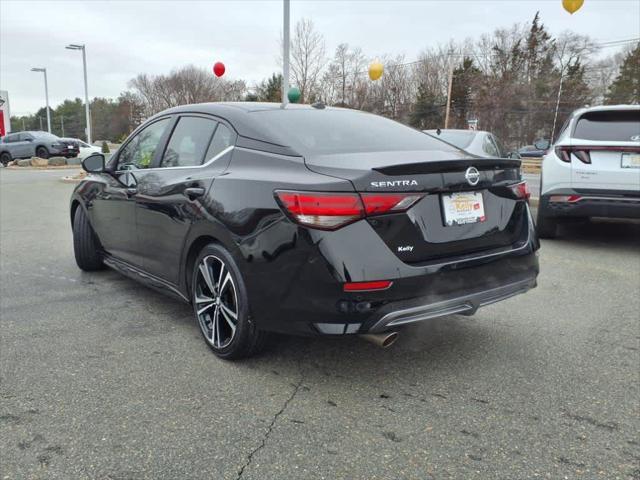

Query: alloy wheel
left=194, top=255, right=239, bottom=349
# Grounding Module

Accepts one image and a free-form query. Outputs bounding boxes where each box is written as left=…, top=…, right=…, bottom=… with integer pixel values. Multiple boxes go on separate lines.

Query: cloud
left=1, top=0, right=638, bottom=114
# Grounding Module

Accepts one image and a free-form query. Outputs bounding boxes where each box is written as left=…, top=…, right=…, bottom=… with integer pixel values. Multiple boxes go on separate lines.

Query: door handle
left=184, top=187, right=205, bottom=200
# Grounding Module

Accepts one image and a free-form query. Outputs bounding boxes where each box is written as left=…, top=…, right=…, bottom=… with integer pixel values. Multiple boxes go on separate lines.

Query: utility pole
left=30, top=67, right=51, bottom=132
left=281, top=0, right=290, bottom=108
left=60, top=116, right=65, bottom=137
left=444, top=61, right=454, bottom=129
left=551, top=71, right=565, bottom=143
left=66, top=44, right=91, bottom=143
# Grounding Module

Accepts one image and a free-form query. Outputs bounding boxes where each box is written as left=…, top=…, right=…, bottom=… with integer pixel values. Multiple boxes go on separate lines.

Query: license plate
left=441, top=191, right=486, bottom=226
left=621, top=153, right=640, bottom=168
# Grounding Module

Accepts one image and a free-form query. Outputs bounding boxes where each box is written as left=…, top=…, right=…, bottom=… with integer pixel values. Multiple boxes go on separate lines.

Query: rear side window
left=161, top=116, right=218, bottom=168
left=573, top=110, right=640, bottom=142
left=204, top=123, right=236, bottom=162
left=482, top=135, right=499, bottom=157
left=253, top=109, right=457, bottom=156
left=435, top=131, right=475, bottom=149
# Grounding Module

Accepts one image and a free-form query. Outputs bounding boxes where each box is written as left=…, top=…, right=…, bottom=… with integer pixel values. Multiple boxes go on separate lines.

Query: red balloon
left=213, top=62, right=225, bottom=77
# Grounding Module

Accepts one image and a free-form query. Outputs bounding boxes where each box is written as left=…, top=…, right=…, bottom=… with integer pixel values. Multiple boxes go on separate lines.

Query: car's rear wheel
left=192, top=244, right=267, bottom=360
left=535, top=206, right=558, bottom=239
left=35, top=146, right=49, bottom=159
left=73, top=207, right=104, bottom=271
left=0, top=152, right=11, bottom=166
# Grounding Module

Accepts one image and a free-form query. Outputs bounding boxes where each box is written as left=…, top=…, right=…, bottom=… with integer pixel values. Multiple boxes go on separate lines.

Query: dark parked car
left=517, top=142, right=549, bottom=158
left=424, top=129, right=520, bottom=159
left=71, top=103, right=539, bottom=359
left=0, top=131, right=79, bottom=164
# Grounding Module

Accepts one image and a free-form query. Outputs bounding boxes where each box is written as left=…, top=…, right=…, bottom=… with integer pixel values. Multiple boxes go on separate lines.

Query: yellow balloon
left=562, top=0, right=584, bottom=14
left=368, top=61, right=384, bottom=81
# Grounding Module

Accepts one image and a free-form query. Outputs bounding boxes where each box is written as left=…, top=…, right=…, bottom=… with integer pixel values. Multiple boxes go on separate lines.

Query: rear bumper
left=243, top=213, right=539, bottom=336
left=368, top=276, right=536, bottom=333
left=540, top=189, right=640, bottom=219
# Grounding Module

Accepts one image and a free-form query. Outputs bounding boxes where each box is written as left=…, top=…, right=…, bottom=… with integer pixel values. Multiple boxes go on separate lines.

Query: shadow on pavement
left=552, top=218, right=640, bottom=250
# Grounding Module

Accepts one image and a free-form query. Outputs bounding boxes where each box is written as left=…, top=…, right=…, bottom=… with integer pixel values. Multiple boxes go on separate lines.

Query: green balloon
left=287, top=87, right=301, bottom=103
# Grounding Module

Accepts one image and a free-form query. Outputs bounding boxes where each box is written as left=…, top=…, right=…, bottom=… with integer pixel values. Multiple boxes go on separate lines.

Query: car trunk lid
left=305, top=150, right=529, bottom=263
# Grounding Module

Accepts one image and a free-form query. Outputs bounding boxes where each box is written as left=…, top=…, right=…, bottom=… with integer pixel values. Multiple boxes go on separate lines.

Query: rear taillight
left=360, top=193, right=424, bottom=215
left=343, top=280, right=393, bottom=292
left=554, top=146, right=592, bottom=164
left=509, top=181, right=530, bottom=201
left=275, top=191, right=424, bottom=230
left=275, top=191, right=364, bottom=230
left=549, top=195, right=582, bottom=203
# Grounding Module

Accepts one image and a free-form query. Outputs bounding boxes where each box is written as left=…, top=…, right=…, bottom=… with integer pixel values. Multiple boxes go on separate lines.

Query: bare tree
left=289, top=18, right=326, bottom=103
left=128, top=65, right=246, bottom=116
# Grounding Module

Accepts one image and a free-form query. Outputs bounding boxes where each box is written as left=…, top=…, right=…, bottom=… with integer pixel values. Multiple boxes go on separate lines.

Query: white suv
left=536, top=105, right=640, bottom=238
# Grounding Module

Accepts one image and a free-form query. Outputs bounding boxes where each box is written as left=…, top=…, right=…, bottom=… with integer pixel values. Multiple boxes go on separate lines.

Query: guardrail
left=521, top=157, right=541, bottom=174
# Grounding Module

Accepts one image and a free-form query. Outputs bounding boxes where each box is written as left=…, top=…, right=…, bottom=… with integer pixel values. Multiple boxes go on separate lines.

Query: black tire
left=0, top=152, right=11, bottom=166
left=191, top=243, right=268, bottom=360
left=73, top=207, right=104, bottom=271
left=35, top=146, right=49, bottom=159
left=536, top=206, right=559, bottom=239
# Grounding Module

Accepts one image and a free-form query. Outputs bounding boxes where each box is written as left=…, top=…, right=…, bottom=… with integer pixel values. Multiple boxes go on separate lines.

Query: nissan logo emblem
left=465, top=166, right=480, bottom=186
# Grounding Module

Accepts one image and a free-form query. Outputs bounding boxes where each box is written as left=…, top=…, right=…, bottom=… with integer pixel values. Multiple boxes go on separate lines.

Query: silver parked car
left=0, top=131, right=79, bottom=165
left=424, top=129, right=520, bottom=159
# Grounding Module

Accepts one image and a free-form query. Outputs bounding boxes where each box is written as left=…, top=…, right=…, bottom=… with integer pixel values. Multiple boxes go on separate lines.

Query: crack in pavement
left=236, top=373, right=304, bottom=479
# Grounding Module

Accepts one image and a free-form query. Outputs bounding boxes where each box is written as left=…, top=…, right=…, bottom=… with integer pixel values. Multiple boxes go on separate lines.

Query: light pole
left=281, top=0, right=290, bottom=108
left=30, top=67, right=51, bottom=133
left=66, top=43, right=91, bottom=143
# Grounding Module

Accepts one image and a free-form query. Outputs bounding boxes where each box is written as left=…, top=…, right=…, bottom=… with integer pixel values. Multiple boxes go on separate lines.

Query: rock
left=30, top=157, right=48, bottom=167
left=7, top=161, right=16, bottom=167
left=17, top=159, right=32, bottom=167
left=66, top=156, right=82, bottom=165
left=48, top=156, right=67, bottom=166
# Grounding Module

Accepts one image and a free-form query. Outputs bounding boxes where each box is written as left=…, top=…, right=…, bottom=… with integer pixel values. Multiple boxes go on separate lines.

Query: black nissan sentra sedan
left=71, top=102, right=539, bottom=359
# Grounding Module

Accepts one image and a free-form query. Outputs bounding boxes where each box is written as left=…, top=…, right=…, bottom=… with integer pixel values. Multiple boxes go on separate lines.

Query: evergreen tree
left=409, top=85, right=443, bottom=129
left=256, top=73, right=283, bottom=103
left=450, top=57, right=480, bottom=129
left=605, top=44, right=640, bottom=104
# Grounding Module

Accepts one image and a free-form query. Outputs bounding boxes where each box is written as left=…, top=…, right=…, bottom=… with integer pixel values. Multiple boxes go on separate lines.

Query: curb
left=6, top=165, right=82, bottom=170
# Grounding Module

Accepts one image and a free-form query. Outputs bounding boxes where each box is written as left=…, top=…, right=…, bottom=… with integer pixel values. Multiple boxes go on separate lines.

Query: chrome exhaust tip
left=359, top=331, right=399, bottom=348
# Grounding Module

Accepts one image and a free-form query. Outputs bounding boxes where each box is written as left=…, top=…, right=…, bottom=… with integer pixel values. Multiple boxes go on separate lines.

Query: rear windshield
left=573, top=110, right=640, bottom=142
left=252, top=109, right=457, bottom=155
left=429, top=130, right=475, bottom=149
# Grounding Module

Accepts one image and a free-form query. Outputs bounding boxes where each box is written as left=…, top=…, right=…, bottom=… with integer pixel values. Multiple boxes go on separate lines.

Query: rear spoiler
left=373, top=158, right=521, bottom=175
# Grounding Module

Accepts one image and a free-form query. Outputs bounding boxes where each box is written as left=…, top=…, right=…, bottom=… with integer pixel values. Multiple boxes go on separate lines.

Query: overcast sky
left=1, top=0, right=639, bottom=115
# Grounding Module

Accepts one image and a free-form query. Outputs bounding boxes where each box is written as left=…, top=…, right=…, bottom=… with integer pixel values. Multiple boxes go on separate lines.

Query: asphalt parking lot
left=1, top=168, right=639, bottom=480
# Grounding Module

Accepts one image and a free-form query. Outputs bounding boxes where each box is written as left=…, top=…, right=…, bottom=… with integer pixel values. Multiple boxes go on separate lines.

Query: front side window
left=204, top=123, right=236, bottom=162
left=160, top=117, right=218, bottom=168
left=118, top=118, right=170, bottom=170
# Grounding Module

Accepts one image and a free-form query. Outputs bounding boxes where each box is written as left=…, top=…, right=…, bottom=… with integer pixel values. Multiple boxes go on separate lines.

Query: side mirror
left=534, top=139, right=550, bottom=151
left=25, top=137, right=33, bottom=142
left=508, top=151, right=522, bottom=159
left=82, top=153, right=105, bottom=173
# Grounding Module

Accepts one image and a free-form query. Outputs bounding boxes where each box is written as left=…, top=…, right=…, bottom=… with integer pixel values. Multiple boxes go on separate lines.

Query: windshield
left=428, top=130, right=476, bottom=149
left=252, top=109, right=458, bottom=155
